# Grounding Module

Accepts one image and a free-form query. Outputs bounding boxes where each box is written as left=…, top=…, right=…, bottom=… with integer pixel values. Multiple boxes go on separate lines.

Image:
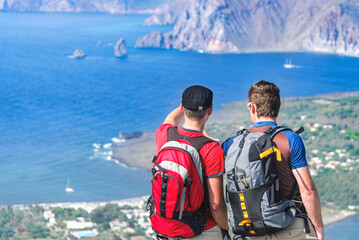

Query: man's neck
left=182, top=119, right=206, bottom=132
left=254, top=116, right=277, bottom=123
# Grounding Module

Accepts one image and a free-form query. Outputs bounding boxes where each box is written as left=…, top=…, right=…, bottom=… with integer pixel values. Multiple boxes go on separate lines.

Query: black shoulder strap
left=295, top=126, right=305, bottom=135
left=236, top=129, right=247, bottom=136
left=167, top=127, right=215, bottom=151
left=265, top=126, right=304, bottom=200
left=288, top=180, right=298, bottom=199
left=265, top=126, right=305, bottom=140
left=265, top=126, right=292, bottom=140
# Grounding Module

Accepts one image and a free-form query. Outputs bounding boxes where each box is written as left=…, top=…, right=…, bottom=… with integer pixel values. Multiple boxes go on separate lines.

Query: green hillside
left=207, top=91, right=359, bottom=208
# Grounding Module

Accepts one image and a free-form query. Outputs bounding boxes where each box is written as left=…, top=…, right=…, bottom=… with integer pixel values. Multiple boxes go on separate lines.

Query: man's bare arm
left=293, top=166, right=325, bottom=240
left=206, top=176, right=229, bottom=230
left=163, top=106, right=184, bottom=126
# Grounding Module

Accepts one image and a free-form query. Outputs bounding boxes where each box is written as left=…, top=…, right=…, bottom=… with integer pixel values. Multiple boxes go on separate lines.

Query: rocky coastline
left=4, top=0, right=359, bottom=57
left=136, top=0, right=359, bottom=57
left=0, top=0, right=165, bottom=13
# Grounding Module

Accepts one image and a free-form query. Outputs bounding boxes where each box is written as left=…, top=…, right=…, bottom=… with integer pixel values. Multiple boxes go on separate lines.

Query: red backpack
left=147, top=127, right=214, bottom=238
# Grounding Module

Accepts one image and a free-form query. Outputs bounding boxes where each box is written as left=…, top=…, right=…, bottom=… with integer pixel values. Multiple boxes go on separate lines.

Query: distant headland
left=111, top=91, right=359, bottom=170
left=2, top=0, right=359, bottom=57
left=136, top=0, right=359, bottom=57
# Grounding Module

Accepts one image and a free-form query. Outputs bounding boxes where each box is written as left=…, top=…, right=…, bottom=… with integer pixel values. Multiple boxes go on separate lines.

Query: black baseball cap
left=182, top=85, right=213, bottom=111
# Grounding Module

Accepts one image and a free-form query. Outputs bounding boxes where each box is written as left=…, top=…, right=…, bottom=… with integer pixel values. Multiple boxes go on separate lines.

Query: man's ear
left=251, top=103, right=256, bottom=115
left=208, top=106, right=213, bottom=116
left=180, top=104, right=185, bottom=114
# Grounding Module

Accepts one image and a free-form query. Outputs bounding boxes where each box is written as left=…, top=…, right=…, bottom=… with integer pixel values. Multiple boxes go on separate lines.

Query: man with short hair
left=222, top=80, right=325, bottom=240
left=155, top=85, right=229, bottom=239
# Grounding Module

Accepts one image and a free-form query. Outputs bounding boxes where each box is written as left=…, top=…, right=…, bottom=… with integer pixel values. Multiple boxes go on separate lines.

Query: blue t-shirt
left=222, top=121, right=308, bottom=169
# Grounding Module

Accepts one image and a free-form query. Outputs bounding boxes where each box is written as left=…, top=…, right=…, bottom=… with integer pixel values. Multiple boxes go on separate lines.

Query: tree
left=0, top=209, right=11, bottom=227
left=53, top=207, right=65, bottom=219
left=25, top=221, right=50, bottom=239
left=0, top=227, right=14, bottom=238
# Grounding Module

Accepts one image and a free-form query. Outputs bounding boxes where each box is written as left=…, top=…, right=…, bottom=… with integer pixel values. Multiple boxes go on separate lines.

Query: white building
left=65, top=218, right=94, bottom=230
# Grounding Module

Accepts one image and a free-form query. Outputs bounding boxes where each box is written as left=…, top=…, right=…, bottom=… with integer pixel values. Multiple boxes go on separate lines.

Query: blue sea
left=1, top=12, right=359, bottom=238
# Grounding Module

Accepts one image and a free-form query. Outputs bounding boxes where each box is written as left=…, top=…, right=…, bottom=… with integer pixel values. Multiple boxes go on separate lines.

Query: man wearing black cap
left=155, top=85, right=229, bottom=239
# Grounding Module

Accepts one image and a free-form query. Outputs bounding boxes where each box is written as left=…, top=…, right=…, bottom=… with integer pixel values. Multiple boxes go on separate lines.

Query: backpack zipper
left=162, top=172, right=181, bottom=217
left=263, top=208, right=294, bottom=218
left=186, top=178, right=193, bottom=208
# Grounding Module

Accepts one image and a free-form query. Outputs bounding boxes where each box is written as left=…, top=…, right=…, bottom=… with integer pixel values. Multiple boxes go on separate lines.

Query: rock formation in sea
left=136, top=0, right=359, bottom=57
left=1, top=0, right=8, bottom=11
left=0, top=0, right=166, bottom=13
left=73, top=49, right=85, bottom=58
left=114, top=38, right=128, bottom=57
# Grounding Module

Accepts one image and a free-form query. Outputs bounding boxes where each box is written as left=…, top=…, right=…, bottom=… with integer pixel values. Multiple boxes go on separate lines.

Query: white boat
left=283, top=59, right=295, bottom=68
left=65, top=179, right=74, bottom=193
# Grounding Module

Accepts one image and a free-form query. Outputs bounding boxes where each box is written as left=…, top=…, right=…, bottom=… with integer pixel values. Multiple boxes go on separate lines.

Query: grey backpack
left=225, top=126, right=302, bottom=237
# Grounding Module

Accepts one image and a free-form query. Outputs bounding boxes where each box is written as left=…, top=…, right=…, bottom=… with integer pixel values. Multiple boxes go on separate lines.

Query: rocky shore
left=0, top=0, right=165, bottom=13
left=136, top=0, right=359, bottom=57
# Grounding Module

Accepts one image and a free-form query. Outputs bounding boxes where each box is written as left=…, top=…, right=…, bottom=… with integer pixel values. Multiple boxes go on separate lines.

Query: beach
left=322, top=205, right=358, bottom=226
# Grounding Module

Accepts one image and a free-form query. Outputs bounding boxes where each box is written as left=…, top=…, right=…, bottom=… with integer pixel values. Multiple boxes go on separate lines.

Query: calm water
left=1, top=12, right=359, bottom=237
left=325, top=215, right=359, bottom=240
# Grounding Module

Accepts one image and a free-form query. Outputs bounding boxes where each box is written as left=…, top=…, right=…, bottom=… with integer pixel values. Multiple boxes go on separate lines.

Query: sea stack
left=114, top=38, right=128, bottom=57
left=73, top=49, right=86, bottom=58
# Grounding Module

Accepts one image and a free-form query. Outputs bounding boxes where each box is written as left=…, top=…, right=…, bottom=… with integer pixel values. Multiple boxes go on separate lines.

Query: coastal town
left=2, top=194, right=357, bottom=240
left=1, top=196, right=154, bottom=240
left=305, top=122, right=359, bottom=175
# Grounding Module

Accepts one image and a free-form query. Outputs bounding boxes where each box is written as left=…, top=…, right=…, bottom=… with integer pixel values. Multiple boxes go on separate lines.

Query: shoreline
left=4, top=195, right=357, bottom=229
left=5, top=195, right=150, bottom=210
left=322, top=206, right=358, bottom=227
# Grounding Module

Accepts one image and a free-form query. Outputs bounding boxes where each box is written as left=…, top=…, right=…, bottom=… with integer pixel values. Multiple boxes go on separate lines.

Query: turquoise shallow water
left=0, top=12, right=359, bottom=230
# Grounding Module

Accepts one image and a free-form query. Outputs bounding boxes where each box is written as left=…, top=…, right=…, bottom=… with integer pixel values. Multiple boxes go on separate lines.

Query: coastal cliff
left=136, top=0, right=359, bottom=57
left=0, top=0, right=165, bottom=13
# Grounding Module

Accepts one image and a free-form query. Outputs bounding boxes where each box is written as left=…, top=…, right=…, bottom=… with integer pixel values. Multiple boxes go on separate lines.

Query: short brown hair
left=183, top=107, right=209, bottom=121
left=248, top=80, right=281, bottom=118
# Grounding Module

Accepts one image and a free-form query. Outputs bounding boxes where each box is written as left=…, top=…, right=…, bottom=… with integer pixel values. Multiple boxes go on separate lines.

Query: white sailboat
left=283, top=59, right=295, bottom=68
left=283, top=59, right=301, bottom=69
left=65, top=179, right=74, bottom=193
